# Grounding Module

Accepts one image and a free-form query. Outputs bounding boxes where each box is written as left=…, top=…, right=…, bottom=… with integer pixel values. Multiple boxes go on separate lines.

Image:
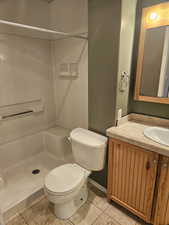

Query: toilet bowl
left=45, top=128, right=107, bottom=219
left=44, top=163, right=90, bottom=219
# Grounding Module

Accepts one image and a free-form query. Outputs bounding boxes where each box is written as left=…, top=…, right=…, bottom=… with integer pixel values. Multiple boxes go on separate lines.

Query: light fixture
left=150, top=12, right=159, bottom=20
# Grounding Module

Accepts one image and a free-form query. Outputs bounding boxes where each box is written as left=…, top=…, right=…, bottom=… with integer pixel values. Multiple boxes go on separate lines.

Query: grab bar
left=0, top=100, right=44, bottom=122
left=1, top=110, right=33, bottom=120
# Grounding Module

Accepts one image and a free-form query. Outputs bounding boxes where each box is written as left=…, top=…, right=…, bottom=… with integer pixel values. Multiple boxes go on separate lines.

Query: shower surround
left=0, top=127, right=73, bottom=223
left=0, top=0, right=88, bottom=223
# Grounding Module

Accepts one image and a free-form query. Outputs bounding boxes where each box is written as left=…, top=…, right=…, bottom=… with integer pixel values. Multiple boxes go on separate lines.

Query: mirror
left=135, top=2, right=169, bottom=104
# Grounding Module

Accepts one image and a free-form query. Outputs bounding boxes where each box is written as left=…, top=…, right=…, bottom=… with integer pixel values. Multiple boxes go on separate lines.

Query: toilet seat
left=45, top=164, right=89, bottom=196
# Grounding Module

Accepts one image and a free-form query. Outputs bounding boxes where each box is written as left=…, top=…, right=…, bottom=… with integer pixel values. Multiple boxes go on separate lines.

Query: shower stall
left=0, top=0, right=88, bottom=223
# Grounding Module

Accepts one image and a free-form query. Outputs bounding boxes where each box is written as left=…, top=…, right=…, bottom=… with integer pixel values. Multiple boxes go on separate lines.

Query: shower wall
left=0, top=1, right=88, bottom=216
left=0, top=35, right=56, bottom=144
left=50, top=0, right=88, bottom=130
left=0, top=0, right=56, bottom=145
left=0, top=0, right=88, bottom=167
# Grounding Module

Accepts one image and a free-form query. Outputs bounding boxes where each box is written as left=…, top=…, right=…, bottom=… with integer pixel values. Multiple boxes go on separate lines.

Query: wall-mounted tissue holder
left=0, top=99, right=44, bottom=121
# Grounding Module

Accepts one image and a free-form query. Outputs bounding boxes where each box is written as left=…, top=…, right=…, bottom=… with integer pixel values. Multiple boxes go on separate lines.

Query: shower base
left=0, top=151, right=65, bottom=222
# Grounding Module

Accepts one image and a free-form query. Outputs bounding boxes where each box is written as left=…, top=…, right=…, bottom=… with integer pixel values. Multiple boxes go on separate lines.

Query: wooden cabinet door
left=107, top=138, right=159, bottom=223
left=154, top=156, right=169, bottom=225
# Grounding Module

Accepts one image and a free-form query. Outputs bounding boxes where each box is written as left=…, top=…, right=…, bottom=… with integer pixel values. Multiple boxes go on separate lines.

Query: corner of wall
left=115, top=0, right=137, bottom=120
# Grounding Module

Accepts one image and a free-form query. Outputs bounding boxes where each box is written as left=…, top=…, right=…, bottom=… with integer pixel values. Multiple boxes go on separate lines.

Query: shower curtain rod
left=0, top=19, right=88, bottom=40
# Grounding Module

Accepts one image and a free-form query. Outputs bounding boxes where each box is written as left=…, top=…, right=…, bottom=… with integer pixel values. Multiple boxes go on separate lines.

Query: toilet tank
left=70, top=128, right=107, bottom=171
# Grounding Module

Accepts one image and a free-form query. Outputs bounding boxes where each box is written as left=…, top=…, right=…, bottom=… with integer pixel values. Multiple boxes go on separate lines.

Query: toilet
left=44, top=128, right=107, bottom=219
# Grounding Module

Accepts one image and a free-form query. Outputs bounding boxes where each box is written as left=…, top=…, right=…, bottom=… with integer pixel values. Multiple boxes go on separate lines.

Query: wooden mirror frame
left=134, top=2, right=169, bottom=104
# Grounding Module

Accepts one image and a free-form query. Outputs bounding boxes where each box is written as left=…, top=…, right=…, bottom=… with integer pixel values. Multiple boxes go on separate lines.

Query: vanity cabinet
left=107, top=138, right=169, bottom=224
left=107, top=138, right=159, bottom=223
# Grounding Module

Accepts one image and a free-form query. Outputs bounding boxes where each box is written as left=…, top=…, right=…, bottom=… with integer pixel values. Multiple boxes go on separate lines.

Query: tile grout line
left=101, top=203, right=128, bottom=225
left=86, top=196, right=109, bottom=213
left=90, top=209, right=122, bottom=225
left=87, top=190, right=110, bottom=212
left=103, top=204, right=142, bottom=225
left=88, top=184, right=140, bottom=225
left=91, top=210, right=105, bottom=225
left=68, top=219, right=75, bottom=225
left=90, top=202, right=109, bottom=214
left=87, top=189, right=123, bottom=224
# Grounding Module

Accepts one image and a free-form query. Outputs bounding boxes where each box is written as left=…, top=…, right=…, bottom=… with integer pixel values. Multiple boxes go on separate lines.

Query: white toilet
left=44, top=128, right=107, bottom=219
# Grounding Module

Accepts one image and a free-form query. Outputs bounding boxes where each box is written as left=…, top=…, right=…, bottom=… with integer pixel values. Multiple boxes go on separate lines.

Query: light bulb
left=150, top=12, right=158, bottom=20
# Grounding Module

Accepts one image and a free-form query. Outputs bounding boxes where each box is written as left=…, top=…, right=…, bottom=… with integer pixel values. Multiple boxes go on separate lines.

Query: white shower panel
left=0, top=126, right=73, bottom=223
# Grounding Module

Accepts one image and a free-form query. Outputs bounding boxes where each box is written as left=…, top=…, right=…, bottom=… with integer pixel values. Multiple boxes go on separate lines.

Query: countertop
left=106, top=114, right=169, bottom=157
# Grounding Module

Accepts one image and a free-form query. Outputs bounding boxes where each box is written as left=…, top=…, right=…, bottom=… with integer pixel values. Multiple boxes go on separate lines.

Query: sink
left=144, top=127, right=169, bottom=147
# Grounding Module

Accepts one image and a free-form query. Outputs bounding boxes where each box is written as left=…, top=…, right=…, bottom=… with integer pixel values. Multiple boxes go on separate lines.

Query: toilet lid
left=45, top=164, right=85, bottom=194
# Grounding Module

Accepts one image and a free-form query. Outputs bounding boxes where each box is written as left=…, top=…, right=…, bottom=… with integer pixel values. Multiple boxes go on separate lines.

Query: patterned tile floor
left=7, top=183, right=148, bottom=225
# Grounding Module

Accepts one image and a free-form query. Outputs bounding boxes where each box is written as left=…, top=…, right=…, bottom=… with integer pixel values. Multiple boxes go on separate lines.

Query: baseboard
left=88, top=178, right=107, bottom=194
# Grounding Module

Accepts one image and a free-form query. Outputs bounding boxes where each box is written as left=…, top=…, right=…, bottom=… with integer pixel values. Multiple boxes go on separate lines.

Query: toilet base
left=54, top=182, right=88, bottom=220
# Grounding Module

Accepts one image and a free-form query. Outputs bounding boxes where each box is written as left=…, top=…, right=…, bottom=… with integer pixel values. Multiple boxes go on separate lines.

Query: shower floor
left=0, top=151, right=66, bottom=215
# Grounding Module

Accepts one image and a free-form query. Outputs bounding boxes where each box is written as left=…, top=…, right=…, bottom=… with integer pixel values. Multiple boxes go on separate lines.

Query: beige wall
left=50, top=0, right=88, bottom=130
left=115, top=0, right=137, bottom=118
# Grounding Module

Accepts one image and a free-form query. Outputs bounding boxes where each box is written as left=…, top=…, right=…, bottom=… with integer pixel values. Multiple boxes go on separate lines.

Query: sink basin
left=144, top=127, right=169, bottom=147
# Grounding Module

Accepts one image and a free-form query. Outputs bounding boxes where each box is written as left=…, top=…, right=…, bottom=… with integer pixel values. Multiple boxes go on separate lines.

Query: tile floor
left=6, top=183, right=147, bottom=225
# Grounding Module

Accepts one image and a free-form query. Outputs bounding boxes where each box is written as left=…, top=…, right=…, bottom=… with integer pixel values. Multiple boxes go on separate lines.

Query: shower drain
left=32, top=169, right=40, bottom=175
